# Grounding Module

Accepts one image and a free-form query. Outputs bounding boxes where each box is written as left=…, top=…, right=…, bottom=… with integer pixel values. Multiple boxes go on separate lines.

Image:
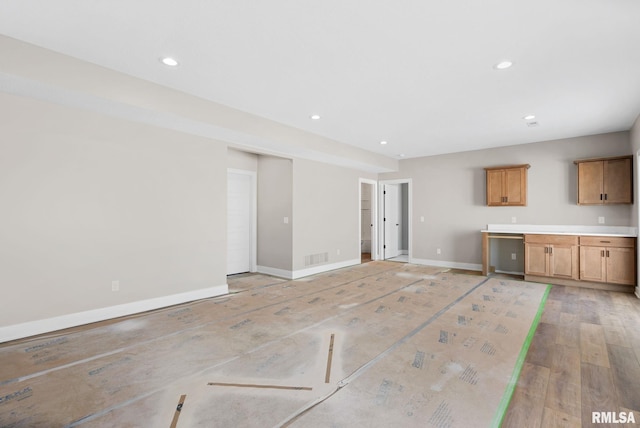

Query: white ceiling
left=1, top=0, right=639, bottom=160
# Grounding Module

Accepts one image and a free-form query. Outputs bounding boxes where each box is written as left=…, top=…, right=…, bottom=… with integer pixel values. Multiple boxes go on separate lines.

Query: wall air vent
left=304, top=252, right=329, bottom=267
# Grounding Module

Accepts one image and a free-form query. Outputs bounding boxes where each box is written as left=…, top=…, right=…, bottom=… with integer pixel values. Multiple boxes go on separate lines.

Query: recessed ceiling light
left=310, top=114, right=321, bottom=120
left=161, top=57, right=179, bottom=67
left=523, top=114, right=536, bottom=120
left=380, top=141, right=388, bottom=145
left=494, top=60, right=513, bottom=70
left=398, top=154, right=406, bottom=158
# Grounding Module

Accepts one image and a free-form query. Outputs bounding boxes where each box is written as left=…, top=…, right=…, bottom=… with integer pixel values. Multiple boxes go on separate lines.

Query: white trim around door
left=378, top=178, right=412, bottom=262
left=633, top=150, right=640, bottom=299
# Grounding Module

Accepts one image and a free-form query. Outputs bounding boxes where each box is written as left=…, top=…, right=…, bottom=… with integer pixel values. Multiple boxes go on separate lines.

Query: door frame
left=379, top=178, right=412, bottom=261
left=227, top=168, right=257, bottom=273
left=636, top=151, right=640, bottom=298
left=359, top=178, right=379, bottom=261
left=383, top=182, right=401, bottom=259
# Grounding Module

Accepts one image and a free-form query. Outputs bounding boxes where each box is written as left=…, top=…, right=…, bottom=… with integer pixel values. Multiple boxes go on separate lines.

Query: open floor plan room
left=2, top=3, right=640, bottom=427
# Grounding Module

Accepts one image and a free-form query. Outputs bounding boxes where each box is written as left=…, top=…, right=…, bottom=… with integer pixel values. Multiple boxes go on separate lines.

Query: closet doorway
left=359, top=179, right=377, bottom=263
left=380, top=180, right=411, bottom=262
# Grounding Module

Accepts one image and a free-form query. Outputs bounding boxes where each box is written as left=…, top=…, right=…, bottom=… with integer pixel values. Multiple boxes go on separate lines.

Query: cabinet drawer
left=524, top=234, right=578, bottom=245
left=579, top=236, right=635, bottom=248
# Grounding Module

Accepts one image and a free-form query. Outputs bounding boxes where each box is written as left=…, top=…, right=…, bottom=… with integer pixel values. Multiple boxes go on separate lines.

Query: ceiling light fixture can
left=523, top=114, right=536, bottom=120
left=494, top=60, right=513, bottom=70
left=161, top=57, right=179, bottom=67
left=310, top=114, right=321, bottom=120
left=380, top=141, right=388, bottom=145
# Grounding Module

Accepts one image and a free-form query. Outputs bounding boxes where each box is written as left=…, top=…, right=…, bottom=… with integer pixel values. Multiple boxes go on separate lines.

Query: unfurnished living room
left=1, top=2, right=640, bottom=427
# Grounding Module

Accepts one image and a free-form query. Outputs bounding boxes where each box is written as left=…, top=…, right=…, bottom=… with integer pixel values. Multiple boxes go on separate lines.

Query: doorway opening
left=359, top=179, right=377, bottom=263
left=380, top=180, right=411, bottom=262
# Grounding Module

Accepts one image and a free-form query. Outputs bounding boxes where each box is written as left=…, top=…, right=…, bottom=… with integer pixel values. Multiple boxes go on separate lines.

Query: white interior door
left=384, top=184, right=400, bottom=259
left=227, top=171, right=252, bottom=275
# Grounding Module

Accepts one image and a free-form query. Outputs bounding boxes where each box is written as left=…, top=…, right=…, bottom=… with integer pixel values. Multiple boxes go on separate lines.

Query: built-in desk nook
left=481, top=224, right=638, bottom=292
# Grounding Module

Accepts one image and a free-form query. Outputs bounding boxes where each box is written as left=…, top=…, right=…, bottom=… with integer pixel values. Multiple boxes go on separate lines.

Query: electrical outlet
left=283, top=216, right=289, bottom=224
left=420, top=216, right=425, bottom=223
left=511, top=253, right=517, bottom=260
left=598, top=216, right=605, bottom=224
left=436, top=248, right=441, bottom=255
left=337, top=249, right=341, bottom=255
left=111, top=280, right=120, bottom=292
left=511, top=217, right=517, bottom=223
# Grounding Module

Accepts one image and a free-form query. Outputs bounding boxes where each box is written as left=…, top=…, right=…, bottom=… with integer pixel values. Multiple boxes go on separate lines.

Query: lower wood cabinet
left=508, top=233, right=636, bottom=290
left=579, top=236, right=635, bottom=285
left=524, top=235, right=579, bottom=279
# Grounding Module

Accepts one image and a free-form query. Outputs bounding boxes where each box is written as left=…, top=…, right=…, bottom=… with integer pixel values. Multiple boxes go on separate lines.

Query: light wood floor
left=2, top=266, right=639, bottom=427
left=503, top=283, right=640, bottom=427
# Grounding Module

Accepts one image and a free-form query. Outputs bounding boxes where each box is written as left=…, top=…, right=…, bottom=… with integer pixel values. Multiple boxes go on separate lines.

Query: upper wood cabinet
left=575, top=155, right=633, bottom=205
left=485, top=164, right=530, bottom=206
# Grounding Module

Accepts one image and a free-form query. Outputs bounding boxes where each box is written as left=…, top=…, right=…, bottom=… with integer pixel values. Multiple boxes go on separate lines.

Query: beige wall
left=0, top=92, right=228, bottom=327
left=228, top=148, right=258, bottom=171
left=292, top=159, right=376, bottom=271
left=381, top=131, right=633, bottom=268
left=257, top=156, right=293, bottom=271
left=0, top=90, right=380, bottom=334
left=240, top=152, right=376, bottom=276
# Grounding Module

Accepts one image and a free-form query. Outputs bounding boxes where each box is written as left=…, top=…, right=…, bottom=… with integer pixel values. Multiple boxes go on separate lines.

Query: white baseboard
left=409, top=257, right=482, bottom=272
left=635, top=287, right=640, bottom=299
left=292, top=258, right=361, bottom=279
left=256, top=265, right=294, bottom=279
left=257, top=258, right=361, bottom=280
left=0, top=284, right=228, bottom=344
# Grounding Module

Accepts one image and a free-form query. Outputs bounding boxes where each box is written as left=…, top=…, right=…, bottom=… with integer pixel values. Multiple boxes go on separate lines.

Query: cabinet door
left=606, top=247, right=635, bottom=285
left=525, top=243, right=548, bottom=276
left=604, top=158, right=632, bottom=204
left=504, top=168, right=526, bottom=205
left=485, top=165, right=529, bottom=206
left=577, top=161, right=604, bottom=205
left=549, top=245, right=577, bottom=279
left=579, top=246, right=606, bottom=282
left=486, top=170, right=505, bottom=206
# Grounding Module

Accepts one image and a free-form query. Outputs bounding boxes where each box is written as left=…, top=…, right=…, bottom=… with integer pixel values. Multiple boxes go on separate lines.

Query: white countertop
left=481, top=224, right=638, bottom=237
